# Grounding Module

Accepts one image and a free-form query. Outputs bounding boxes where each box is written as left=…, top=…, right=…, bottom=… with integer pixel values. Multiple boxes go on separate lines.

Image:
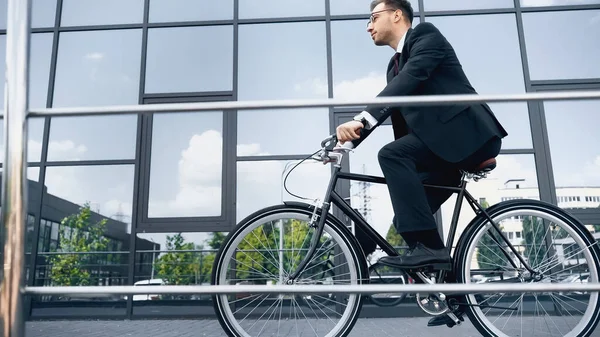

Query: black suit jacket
left=353, top=22, right=508, bottom=163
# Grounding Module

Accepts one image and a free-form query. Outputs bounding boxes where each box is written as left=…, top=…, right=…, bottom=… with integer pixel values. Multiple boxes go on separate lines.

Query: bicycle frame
left=288, top=157, right=537, bottom=282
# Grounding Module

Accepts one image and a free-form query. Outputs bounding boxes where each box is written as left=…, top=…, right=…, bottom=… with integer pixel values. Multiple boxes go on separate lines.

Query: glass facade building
left=0, top=0, right=599, bottom=320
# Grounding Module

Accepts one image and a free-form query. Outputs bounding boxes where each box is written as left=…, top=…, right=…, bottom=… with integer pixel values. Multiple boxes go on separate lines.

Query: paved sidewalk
left=26, top=318, right=480, bottom=337
left=25, top=317, right=600, bottom=336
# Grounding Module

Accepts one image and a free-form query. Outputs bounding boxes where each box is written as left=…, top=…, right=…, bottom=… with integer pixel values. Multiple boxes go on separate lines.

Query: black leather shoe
left=428, top=310, right=464, bottom=327
left=378, top=242, right=452, bottom=272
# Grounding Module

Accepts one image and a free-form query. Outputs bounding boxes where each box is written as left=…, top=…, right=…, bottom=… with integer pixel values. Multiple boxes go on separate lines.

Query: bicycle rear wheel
left=454, top=199, right=600, bottom=337
left=211, top=203, right=369, bottom=337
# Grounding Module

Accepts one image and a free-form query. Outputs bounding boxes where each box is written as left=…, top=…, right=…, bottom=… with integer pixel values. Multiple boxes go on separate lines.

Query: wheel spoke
left=212, top=208, right=364, bottom=337
left=459, top=205, right=599, bottom=337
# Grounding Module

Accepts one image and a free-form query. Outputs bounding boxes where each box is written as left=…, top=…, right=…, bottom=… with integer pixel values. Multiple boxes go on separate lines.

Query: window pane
left=28, top=118, right=45, bottom=162
left=237, top=160, right=331, bottom=222
left=28, top=167, right=40, bottom=182
left=331, top=18, right=420, bottom=102
left=521, top=0, right=600, bottom=6
left=44, top=165, right=135, bottom=226
left=0, top=37, right=4, bottom=114
left=133, top=232, right=220, bottom=314
left=32, top=0, right=57, bottom=28
left=544, top=98, right=600, bottom=209
left=523, top=10, right=600, bottom=80
left=60, top=0, right=144, bottom=26
left=238, top=0, right=325, bottom=19
left=148, top=111, right=223, bottom=218
left=149, top=0, right=233, bottom=22
left=47, top=115, right=138, bottom=161
left=52, top=29, right=142, bottom=107
left=0, top=33, right=53, bottom=114
left=33, top=165, right=133, bottom=316
left=441, top=154, right=539, bottom=247
left=0, top=0, right=56, bottom=28
left=427, top=14, right=531, bottom=149
left=0, top=118, right=45, bottom=163
left=424, top=0, right=513, bottom=11
left=237, top=108, right=329, bottom=157
left=238, top=22, right=328, bottom=157
left=145, top=26, right=233, bottom=93
left=29, top=33, right=53, bottom=110
left=238, top=22, right=327, bottom=100
left=330, top=0, right=376, bottom=15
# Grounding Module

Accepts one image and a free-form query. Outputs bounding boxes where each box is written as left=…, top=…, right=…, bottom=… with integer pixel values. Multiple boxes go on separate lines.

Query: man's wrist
left=353, top=111, right=377, bottom=129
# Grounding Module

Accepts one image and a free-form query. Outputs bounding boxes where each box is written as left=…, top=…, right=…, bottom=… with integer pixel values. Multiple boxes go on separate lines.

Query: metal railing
left=2, top=0, right=600, bottom=336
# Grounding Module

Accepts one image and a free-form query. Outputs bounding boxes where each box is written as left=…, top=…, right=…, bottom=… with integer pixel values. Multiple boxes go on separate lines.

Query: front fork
left=287, top=165, right=341, bottom=282
left=287, top=201, right=331, bottom=282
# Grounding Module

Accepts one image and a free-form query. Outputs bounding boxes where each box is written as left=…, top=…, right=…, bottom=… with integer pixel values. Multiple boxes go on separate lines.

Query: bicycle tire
left=453, top=199, right=600, bottom=337
left=211, top=202, right=369, bottom=337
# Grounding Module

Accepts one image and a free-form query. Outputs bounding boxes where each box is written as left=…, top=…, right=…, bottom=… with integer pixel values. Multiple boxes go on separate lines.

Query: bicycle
left=296, top=235, right=410, bottom=308
left=211, top=134, right=600, bottom=337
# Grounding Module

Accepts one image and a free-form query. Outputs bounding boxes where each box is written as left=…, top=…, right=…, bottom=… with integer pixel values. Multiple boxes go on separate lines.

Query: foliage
left=521, top=216, right=565, bottom=268
left=49, top=203, right=109, bottom=286
left=153, top=233, right=201, bottom=285
left=475, top=199, right=509, bottom=271
left=207, top=232, right=227, bottom=250
left=151, top=220, right=333, bottom=287
left=228, top=219, right=330, bottom=283
left=385, top=224, right=407, bottom=255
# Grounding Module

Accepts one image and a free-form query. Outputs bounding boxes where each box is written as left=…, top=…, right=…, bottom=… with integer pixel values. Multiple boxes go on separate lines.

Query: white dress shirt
left=339, top=32, right=407, bottom=150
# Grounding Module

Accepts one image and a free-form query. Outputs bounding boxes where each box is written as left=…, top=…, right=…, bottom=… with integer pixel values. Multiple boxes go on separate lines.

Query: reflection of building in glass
left=0, top=0, right=596, bottom=321
left=0, top=174, right=158, bottom=288
left=448, top=176, right=600, bottom=273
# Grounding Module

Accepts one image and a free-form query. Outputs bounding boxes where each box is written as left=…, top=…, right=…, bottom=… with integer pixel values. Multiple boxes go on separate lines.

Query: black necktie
left=393, top=53, right=401, bottom=75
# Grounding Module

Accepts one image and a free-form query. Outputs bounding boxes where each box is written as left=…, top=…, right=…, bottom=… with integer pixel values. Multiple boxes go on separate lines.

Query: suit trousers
left=377, top=133, right=502, bottom=244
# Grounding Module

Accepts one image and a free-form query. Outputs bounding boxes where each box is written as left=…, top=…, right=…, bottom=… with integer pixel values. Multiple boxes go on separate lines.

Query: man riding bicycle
left=335, top=0, right=508, bottom=327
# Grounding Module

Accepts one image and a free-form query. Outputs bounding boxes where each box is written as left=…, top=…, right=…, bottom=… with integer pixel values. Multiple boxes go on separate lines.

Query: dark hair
left=370, top=0, right=414, bottom=24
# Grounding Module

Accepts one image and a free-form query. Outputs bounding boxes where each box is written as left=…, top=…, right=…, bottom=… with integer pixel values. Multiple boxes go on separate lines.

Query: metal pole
left=21, top=282, right=600, bottom=296
left=0, top=0, right=31, bottom=336
left=26, top=90, right=600, bottom=117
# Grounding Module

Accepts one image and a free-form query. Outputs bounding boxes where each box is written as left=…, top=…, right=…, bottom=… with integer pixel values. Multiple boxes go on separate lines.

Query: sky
left=0, top=1, right=599, bottom=256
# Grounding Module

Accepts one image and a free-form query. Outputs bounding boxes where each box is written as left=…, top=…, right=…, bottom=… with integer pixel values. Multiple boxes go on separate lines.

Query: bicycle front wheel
left=454, top=199, right=600, bottom=337
left=211, top=203, right=369, bottom=337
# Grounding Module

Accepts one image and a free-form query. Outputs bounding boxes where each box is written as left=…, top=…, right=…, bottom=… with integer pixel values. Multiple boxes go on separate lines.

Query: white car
left=132, top=278, right=165, bottom=301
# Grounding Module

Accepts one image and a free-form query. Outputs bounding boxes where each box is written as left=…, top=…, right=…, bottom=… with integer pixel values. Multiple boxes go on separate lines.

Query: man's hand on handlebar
left=336, top=120, right=364, bottom=144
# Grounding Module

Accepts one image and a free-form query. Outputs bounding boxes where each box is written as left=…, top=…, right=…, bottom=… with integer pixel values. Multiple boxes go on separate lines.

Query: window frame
left=137, top=94, right=236, bottom=232
left=530, top=81, right=600, bottom=225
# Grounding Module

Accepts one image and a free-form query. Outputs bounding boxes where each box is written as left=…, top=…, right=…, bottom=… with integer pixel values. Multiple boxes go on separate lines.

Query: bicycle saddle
left=467, top=158, right=496, bottom=174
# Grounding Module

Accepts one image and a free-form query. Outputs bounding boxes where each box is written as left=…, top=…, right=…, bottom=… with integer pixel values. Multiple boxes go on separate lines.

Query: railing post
left=1, top=0, right=32, bottom=336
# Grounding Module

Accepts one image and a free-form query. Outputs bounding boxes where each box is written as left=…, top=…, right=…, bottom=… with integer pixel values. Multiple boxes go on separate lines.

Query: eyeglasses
left=367, top=9, right=397, bottom=27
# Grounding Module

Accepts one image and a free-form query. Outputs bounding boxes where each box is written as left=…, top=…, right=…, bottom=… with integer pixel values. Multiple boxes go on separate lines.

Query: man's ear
left=394, top=10, right=403, bottom=23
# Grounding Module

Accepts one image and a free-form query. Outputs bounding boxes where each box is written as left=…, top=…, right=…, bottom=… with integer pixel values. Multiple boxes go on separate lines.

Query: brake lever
left=321, top=144, right=353, bottom=165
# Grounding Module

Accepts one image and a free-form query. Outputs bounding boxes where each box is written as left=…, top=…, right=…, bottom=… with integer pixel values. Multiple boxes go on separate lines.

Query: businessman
left=335, top=0, right=508, bottom=327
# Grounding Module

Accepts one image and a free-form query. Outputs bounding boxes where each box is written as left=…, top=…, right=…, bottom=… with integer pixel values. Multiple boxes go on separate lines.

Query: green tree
left=234, top=222, right=284, bottom=282
left=207, top=232, right=227, bottom=250
left=231, top=219, right=330, bottom=283
left=476, top=199, right=509, bottom=271
left=153, top=233, right=200, bottom=285
left=385, top=224, right=407, bottom=255
left=49, top=203, right=109, bottom=286
left=200, top=232, right=228, bottom=283
left=522, top=216, right=563, bottom=268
